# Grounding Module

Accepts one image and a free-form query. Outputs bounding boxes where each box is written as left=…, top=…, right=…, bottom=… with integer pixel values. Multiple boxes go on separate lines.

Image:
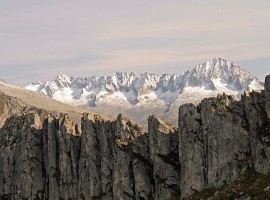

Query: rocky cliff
left=0, top=75, right=270, bottom=199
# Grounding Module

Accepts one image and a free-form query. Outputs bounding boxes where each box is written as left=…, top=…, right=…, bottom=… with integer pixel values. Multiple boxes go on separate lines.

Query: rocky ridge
left=0, top=80, right=100, bottom=125
left=26, top=58, right=263, bottom=126
left=0, top=75, right=270, bottom=199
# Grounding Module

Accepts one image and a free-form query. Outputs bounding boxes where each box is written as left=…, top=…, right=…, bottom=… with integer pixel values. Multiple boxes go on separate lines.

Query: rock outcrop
left=265, top=74, right=270, bottom=92
left=148, top=116, right=179, bottom=199
left=178, top=74, right=270, bottom=198
left=179, top=94, right=251, bottom=197
left=0, top=92, right=25, bottom=127
left=0, top=75, right=270, bottom=199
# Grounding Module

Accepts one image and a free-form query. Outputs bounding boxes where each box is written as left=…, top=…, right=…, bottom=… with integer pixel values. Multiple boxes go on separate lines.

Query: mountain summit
left=26, top=58, right=263, bottom=126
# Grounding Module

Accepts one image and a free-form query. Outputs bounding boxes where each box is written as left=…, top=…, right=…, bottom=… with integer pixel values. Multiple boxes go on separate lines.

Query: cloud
left=0, top=0, right=270, bottom=85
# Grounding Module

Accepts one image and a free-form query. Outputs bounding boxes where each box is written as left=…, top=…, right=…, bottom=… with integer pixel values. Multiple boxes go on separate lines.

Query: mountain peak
left=200, top=58, right=234, bottom=69
left=56, top=72, right=70, bottom=81
left=25, top=58, right=263, bottom=126
left=193, top=58, right=253, bottom=79
left=209, top=57, right=228, bottom=63
left=54, top=72, right=74, bottom=88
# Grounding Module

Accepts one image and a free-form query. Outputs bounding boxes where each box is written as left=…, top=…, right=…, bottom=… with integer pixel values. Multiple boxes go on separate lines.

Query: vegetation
left=183, top=169, right=270, bottom=200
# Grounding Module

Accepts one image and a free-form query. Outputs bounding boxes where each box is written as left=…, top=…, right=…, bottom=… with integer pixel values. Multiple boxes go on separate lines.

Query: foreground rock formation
left=0, top=75, right=270, bottom=199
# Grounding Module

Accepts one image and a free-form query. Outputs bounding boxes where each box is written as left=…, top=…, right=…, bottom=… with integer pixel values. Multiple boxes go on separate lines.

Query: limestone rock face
left=0, top=108, right=179, bottom=199
left=178, top=85, right=270, bottom=197
left=265, top=74, right=270, bottom=92
left=242, top=90, right=270, bottom=174
left=148, top=116, right=179, bottom=199
left=265, top=75, right=270, bottom=120
left=179, top=94, right=251, bottom=197
left=43, top=113, right=81, bottom=199
left=0, top=112, right=44, bottom=199
left=179, top=103, right=205, bottom=196
left=0, top=75, right=270, bottom=199
left=0, top=92, right=25, bottom=127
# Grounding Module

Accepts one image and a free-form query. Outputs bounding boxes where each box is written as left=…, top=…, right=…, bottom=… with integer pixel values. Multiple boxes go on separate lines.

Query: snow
left=52, top=87, right=75, bottom=103
left=25, top=84, right=40, bottom=92
left=25, top=58, right=264, bottom=126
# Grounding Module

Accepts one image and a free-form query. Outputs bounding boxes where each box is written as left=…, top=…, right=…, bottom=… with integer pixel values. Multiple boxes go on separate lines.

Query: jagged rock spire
left=265, top=74, right=270, bottom=92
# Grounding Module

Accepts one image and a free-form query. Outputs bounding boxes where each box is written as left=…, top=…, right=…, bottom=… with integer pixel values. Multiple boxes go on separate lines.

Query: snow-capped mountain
left=26, top=58, right=264, bottom=126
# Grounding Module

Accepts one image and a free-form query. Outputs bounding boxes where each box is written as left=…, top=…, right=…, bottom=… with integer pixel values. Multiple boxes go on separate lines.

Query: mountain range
left=0, top=58, right=270, bottom=199
left=0, top=79, right=98, bottom=128
left=26, top=58, right=263, bottom=126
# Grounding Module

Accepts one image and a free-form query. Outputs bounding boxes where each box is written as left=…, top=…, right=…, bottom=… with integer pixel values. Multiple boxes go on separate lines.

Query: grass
left=183, top=169, right=270, bottom=200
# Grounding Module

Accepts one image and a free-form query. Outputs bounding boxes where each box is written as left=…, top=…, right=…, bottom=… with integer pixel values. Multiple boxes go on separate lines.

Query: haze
left=0, top=0, right=269, bottom=86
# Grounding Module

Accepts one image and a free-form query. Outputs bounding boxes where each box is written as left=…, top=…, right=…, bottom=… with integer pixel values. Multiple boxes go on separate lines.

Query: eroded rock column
left=149, top=115, right=180, bottom=199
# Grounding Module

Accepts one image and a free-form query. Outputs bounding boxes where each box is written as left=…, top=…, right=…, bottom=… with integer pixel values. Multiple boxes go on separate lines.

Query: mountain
left=26, top=58, right=264, bottom=126
left=1, top=74, right=270, bottom=199
left=0, top=79, right=99, bottom=126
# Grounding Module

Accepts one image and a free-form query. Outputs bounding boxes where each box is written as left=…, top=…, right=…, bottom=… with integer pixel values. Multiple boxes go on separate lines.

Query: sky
left=0, top=0, right=270, bottom=86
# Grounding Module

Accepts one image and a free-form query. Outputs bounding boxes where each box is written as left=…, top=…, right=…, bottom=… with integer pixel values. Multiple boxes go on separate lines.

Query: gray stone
left=1, top=75, right=270, bottom=199
left=265, top=74, right=270, bottom=92
left=148, top=115, right=179, bottom=199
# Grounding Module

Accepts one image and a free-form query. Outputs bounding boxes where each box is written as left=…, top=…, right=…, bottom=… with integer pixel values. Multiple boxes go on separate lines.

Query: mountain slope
left=26, top=58, right=263, bottom=126
left=0, top=80, right=99, bottom=126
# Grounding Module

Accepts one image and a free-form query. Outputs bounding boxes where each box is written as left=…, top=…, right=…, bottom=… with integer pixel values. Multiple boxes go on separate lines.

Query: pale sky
left=0, top=0, right=270, bottom=86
